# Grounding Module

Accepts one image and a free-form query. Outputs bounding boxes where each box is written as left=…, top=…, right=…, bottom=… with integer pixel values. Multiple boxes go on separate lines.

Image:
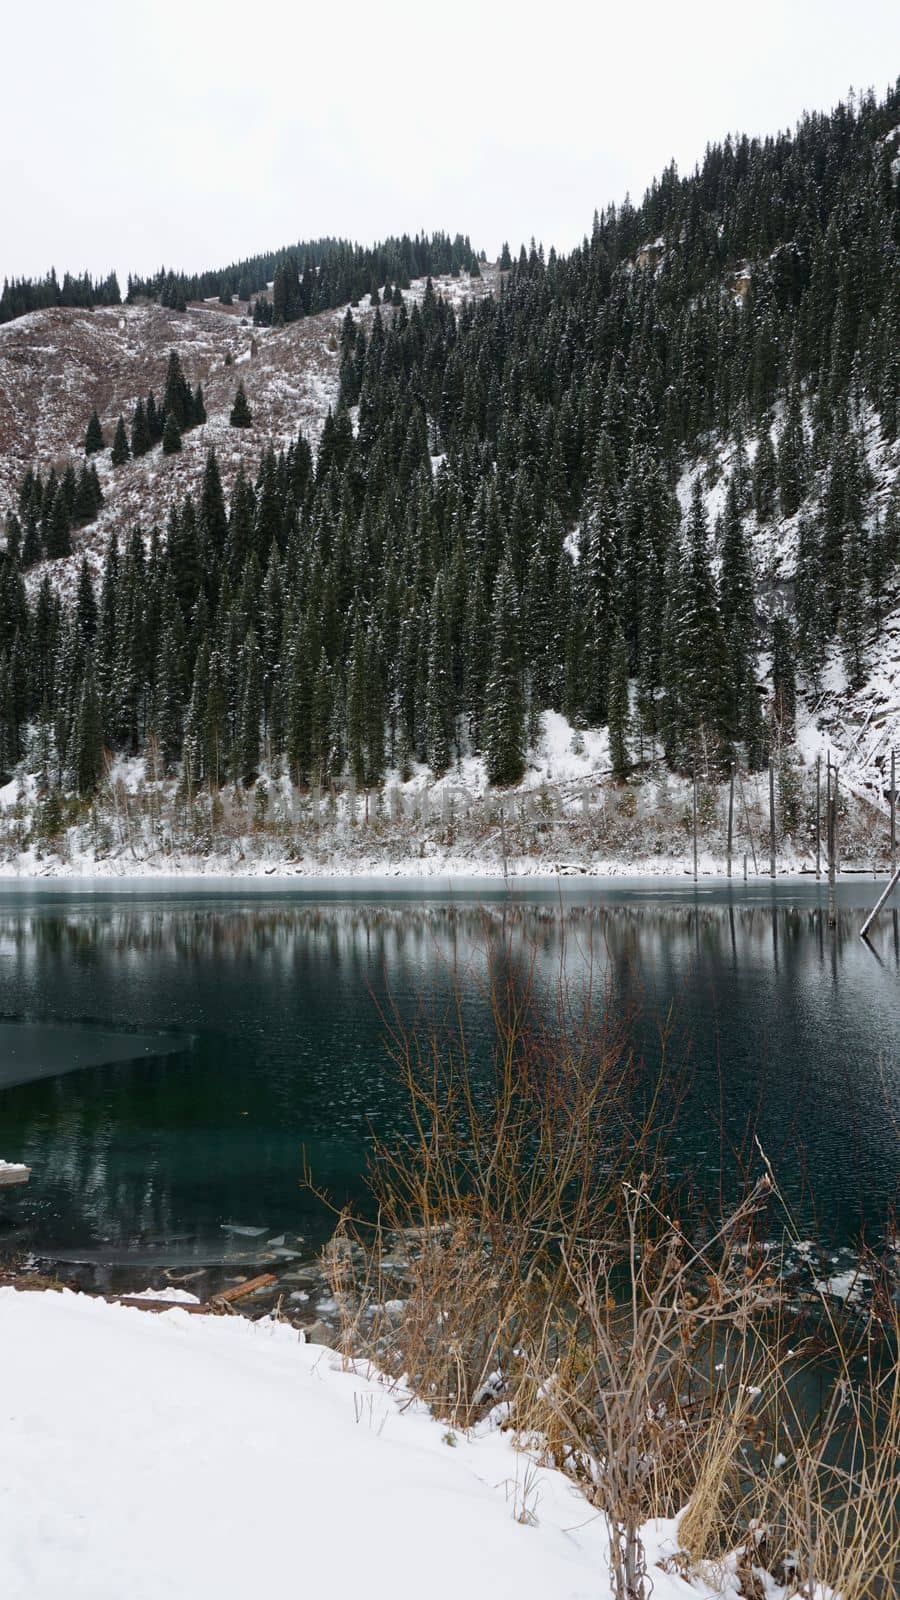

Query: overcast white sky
left=2, top=0, right=897, bottom=281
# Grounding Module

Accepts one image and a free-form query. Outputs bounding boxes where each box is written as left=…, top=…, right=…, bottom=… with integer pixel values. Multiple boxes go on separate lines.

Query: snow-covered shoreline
left=0, top=710, right=891, bottom=892
left=0, top=1288, right=661, bottom=1599
left=0, top=1286, right=769, bottom=1600
left=0, top=858, right=873, bottom=888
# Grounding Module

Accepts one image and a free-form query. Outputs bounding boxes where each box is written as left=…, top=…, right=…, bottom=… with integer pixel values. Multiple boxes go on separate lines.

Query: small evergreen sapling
left=84, top=410, right=104, bottom=456
left=110, top=416, right=130, bottom=467
left=230, top=381, right=252, bottom=428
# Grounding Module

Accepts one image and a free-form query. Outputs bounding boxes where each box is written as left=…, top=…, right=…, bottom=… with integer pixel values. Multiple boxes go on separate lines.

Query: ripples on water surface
left=0, top=879, right=897, bottom=1271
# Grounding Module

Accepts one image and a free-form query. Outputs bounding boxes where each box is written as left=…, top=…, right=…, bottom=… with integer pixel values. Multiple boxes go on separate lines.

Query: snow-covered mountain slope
left=0, top=268, right=495, bottom=604
left=679, top=409, right=900, bottom=811
left=2, top=260, right=896, bottom=826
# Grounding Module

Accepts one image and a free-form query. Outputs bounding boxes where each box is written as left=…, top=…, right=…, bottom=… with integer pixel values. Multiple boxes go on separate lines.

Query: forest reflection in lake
left=0, top=881, right=897, bottom=1272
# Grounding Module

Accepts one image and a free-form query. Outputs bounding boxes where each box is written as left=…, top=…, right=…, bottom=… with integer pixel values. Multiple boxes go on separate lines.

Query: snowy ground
left=0, top=1286, right=735, bottom=1600
left=1, top=706, right=892, bottom=883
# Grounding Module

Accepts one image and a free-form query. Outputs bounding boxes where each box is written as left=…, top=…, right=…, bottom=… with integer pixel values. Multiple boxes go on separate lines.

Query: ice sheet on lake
left=0, top=1020, right=186, bottom=1089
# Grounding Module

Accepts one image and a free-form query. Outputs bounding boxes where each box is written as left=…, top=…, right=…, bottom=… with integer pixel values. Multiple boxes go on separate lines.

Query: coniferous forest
left=1, top=84, right=899, bottom=825
left=1, top=233, right=479, bottom=325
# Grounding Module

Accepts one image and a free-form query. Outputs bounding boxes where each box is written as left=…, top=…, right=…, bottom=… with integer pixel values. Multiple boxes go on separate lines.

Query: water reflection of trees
left=1, top=899, right=897, bottom=1266
left=0, top=900, right=897, bottom=974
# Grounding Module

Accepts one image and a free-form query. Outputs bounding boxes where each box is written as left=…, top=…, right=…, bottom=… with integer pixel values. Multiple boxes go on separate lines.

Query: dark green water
left=0, top=878, right=897, bottom=1275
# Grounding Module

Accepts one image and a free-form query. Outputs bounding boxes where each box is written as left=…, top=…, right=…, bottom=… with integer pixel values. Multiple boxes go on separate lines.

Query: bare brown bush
left=313, top=926, right=898, bottom=1600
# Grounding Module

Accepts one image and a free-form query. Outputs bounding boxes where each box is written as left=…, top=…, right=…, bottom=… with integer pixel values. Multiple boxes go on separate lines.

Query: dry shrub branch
left=316, top=924, right=898, bottom=1600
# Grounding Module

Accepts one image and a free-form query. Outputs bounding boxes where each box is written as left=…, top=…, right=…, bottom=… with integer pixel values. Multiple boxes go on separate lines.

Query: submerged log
left=213, top=1272, right=278, bottom=1305
left=109, top=1296, right=213, bottom=1316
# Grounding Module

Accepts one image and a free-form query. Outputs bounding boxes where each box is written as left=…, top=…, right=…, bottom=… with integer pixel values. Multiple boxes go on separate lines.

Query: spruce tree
left=664, top=481, right=728, bottom=767
left=21, top=510, right=42, bottom=569
left=162, top=411, right=182, bottom=455
left=840, top=521, right=867, bottom=689
left=146, top=392, right=163, bottom=444
left=73, top=466, right=97, bottom=524
left=182, top=641, right=210, bottom=792
left=346, top=614, right=367, bottom=789
left=607, top=620, right=630, bottom=780
left=84, top=409, right=104, bottom=456
left=237, top=630, right=262, bottom=784
left=152, top=590, right=185, bottom=768
left=199, top=447, right=228, bottom=559
left=310, top=647, right=332, bottom=786
left=72, top=661, right=104, bottom=796
left=581, top=434, right=620, bottom=722
left=285, top=619, right=313, bottom=784
left=75, top=558, right=97, bottom=647
left=4, top=513, right=22, bottom=564
left=752, top=429, right=778, bottom=522
left=45, top=485, right=72, bottom=559
left=777, top=378, right=808, bottom=517
left=111, top=415, right=130, bottom=466
left=163, top=350, right=192, bottom=430
left=483, top=558, right=525, bottom=786
left=131, top=397, right=152, bottom=457
left=205, top=646, right=230, bottom=787
left=425, top=575, right=453, bottom=775
left=718, top=474, right=757, bottom=741
left=364, top=623, right=385, bottom=787
left=230, top=382, right=253, bottom=428
left=795, top=512, right=827, bottom=683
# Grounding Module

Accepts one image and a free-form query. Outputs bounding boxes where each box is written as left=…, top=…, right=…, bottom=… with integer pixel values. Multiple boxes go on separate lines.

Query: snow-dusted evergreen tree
left=72, top=659, right=104, bottom=796
left=346, top=612, right=367, bottom=789
left=230, top=382, right=253, bottom=429
left=777, top=368, right=808, bottom=518
left=111, top=416, right=130, bottom=467
left=484, top=558, right=525, bottom=787
left=663, top=481, right=728, bottom=768
left=199, top=448, right=228, bottom=560
left=130, top=398, right=152, bottom=457
left=718, top=475, right=757, bottom=742
left=162, top=410, right=182, bottom=455
left=84, top=410, right=104, bottom=456
left=607, top=621, right=630, bottom=780
left=44, top=485, right=72, bottom=559
left=237, top=630, right=262, bottom=784
left=364, top=624, right=385, bottom=787
left=425, top=575, right=453, bottom=776
left=581, top=433, right=619, bottom=723
left=752, top=429, right=778, bottom=523
left=840, top=521, right=868, bottom=689
left=163, top=350, right=192, bottom=430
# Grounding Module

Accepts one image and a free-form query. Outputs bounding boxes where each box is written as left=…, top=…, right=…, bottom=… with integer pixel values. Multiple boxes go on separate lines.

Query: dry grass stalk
left=312, top=926, right=898, bottom=1600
